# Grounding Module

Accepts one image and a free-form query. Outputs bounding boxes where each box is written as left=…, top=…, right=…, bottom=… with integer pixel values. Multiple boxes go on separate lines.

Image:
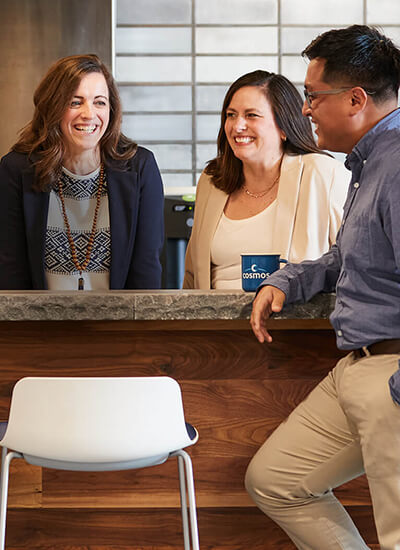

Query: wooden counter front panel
left=0, top=322, right=377, bottom=549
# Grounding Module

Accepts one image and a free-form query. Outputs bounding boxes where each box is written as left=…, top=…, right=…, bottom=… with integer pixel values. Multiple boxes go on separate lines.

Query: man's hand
left=250, top=285, right=286, bottom=343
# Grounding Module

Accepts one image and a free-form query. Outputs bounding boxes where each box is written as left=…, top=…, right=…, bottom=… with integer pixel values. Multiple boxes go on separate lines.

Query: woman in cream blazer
left=183, top=70, right=349, bottom=290
left=183, top=152, right=348, bottom=289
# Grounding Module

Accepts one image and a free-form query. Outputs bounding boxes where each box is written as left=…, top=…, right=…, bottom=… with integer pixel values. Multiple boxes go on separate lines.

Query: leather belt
left=353, top=338, right=400, bottom=359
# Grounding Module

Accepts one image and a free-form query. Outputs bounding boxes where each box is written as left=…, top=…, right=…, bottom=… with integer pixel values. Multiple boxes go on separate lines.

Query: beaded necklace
left=57, top=164, right=104, bottom=290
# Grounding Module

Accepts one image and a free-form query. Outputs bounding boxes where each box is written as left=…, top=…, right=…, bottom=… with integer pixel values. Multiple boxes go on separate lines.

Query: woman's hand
left=250, top=285, right=286, bottom=343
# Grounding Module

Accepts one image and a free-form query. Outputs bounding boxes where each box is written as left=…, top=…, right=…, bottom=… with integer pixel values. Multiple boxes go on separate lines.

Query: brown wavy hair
left=206, top=70, right=325, bottom=194
left=12, top=54, right=137, bottom=191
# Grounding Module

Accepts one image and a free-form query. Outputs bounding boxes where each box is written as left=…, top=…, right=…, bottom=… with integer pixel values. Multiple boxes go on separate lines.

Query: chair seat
left=23, top=453, right=170, bottom=471
left=0, top=422, right=7, bottom=441
left=0, top=421, right=198, bottom=457
left=185, top=422, right=197, bottom=441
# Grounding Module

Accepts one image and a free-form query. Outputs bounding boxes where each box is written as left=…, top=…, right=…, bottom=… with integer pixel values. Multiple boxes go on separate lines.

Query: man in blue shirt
left=246, top=26, right=400, bottom=550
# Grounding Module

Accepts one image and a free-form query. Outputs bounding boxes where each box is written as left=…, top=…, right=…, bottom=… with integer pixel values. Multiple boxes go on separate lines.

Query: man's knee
left=244, top=455, right=262, bottom=498
left=245, top=448, right=322, bottom=513
left=245, top=452, right=289, bottom=510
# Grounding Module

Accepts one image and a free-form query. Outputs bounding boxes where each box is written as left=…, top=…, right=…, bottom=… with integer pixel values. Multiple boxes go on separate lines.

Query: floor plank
left=5, top=506, right=378, bottom=549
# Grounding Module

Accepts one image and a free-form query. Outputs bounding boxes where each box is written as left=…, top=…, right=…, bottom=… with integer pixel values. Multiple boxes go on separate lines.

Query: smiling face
left=60, top=72, right=110, bottom=159
left=224, top=86, right=285, bottom=168
left=302, top=58, right=354, bottom=153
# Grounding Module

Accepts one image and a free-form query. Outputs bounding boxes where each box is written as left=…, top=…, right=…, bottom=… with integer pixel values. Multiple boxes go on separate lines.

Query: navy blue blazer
left=0, top=147, right=164, bottom=289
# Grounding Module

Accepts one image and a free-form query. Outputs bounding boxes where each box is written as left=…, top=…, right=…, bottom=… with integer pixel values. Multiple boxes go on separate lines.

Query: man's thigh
left=247, top=353, right=364, bottom=499
left=336, top=352, right=400, bottom=477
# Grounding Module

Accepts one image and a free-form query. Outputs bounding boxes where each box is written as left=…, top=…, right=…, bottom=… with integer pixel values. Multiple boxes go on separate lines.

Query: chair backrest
left=1, top=377, right=193, bottom=463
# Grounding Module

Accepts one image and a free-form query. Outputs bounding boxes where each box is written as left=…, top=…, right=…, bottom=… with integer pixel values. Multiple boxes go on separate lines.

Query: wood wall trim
left=0, top=318, right=332, bottom=331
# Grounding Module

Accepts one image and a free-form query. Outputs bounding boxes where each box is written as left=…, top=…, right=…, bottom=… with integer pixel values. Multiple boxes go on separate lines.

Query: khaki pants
left=245, top=351, right=400, bottom=550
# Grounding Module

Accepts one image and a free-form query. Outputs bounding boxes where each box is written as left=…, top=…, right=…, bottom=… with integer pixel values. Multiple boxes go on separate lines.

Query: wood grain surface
left=0, top=321, right=377, bottom=549
left=3, top=507, right=377, bottom=549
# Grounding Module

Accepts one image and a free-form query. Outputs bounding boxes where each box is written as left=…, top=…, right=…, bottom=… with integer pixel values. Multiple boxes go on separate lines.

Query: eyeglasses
left=303, top=87, right=353, bottom=109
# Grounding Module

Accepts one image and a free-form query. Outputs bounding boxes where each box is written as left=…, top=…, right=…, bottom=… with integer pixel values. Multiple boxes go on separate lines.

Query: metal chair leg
left=177, top=454, right=190, bottom=550
left=0, top=447, right=7, bottom=526
left=0, top=448, right=7, bottom=505
left=173, top=449, right=199, bottom=550
left=0, top=451, right=22, bottom=550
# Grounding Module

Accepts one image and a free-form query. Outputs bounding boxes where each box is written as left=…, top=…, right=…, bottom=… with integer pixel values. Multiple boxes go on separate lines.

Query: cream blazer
left=183, top=153, right=350, bottom=289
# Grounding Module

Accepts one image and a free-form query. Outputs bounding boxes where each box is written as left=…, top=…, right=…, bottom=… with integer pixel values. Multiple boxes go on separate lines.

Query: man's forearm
left=258, top=245, right=341, bottom=305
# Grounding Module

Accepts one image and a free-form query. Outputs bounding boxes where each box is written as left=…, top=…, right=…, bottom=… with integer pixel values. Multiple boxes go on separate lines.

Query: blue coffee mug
left=241, top=253, right=287, bottom=292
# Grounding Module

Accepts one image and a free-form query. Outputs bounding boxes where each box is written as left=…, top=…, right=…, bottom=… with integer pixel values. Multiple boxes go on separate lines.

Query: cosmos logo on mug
left=241, top=253, right=287, bottom=292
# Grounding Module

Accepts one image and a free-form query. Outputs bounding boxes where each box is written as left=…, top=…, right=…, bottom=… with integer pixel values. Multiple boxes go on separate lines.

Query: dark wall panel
left=0, top=0, right=112, bottom=157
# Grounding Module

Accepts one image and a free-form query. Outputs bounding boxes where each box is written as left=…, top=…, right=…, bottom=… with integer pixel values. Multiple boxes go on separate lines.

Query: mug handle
left=279, top=259, right=288, bottom=264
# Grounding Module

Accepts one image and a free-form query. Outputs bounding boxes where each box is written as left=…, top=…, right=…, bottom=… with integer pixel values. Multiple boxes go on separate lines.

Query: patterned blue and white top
left=45, top=166, right=111, bottom=290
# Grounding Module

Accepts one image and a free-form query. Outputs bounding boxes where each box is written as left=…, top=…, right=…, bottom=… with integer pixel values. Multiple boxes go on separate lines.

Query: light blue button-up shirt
left=262, top=108, right=400, bottom=350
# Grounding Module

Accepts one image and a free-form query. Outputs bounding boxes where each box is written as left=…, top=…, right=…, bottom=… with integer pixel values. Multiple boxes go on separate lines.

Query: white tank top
left=211, top=201, right=277, bottom=289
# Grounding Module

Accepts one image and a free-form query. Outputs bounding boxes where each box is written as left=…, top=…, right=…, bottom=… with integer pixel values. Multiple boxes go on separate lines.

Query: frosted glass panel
left=115, top=0, right=400, bottom=194
left=196, top=0, right=277, bottom=24
left=367, top=1, right=400, bottom=24
left=196, top=115, right=220, bottom=141
left=330, top=151, right=346, bottom=163
left=117, top=0, right=191, bottom=24
left=162, top=174, right=195, bottom=188
left=122, top=114, right=192, bottom=141
left=281, top=0, right=363, bottom=25
left=197, top=56, right=278, bottom=83
left=281, top=56, right=309, bottom=83
left=196, top=27, right=278, bottom=54
left=116, top=57, right=192, bottom=83
left=382, top=27, right=400, bottom=45
left=116, top=28, right=191, bottom=54
left=149, top=144, right=192, bottom=170
left=295, top=84, right=305, bottom=99
left=196, top=85, right=229, bottom=111
left=119, top=86, right=192, bottom=112
left=196, top=143, right=217, bottom=170
left=281, top=27, right=334, bottom=54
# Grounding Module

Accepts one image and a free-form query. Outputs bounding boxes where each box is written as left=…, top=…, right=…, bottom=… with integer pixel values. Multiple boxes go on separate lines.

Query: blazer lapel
left=272, top=154, right=303, bottom=262
left=200, top=184, right=228, bottom=248
left=198, top=182, right=228, bottom=287
left=22, top=169, right=49, bottom=289
left=107, top=166, right=138, bottom=289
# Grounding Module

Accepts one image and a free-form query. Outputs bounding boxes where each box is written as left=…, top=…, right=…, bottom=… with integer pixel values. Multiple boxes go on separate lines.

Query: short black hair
left=302, top=25, right=400, bottom=104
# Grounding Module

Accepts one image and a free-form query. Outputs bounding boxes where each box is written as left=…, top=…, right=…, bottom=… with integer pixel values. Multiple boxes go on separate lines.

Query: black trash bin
left=162, top=194, right=195, bottom=289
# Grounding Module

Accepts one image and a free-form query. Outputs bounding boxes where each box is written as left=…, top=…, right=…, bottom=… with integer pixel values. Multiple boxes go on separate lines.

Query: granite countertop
left=0, top=290, right=336, bottom=321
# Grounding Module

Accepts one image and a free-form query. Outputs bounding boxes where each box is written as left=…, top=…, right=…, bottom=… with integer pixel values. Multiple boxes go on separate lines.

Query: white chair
left=0, top=376, right=199, bottom=550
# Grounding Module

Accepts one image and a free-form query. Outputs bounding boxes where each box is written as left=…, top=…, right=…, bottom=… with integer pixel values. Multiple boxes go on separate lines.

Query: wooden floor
left=0, top=321, right=379, bottom=549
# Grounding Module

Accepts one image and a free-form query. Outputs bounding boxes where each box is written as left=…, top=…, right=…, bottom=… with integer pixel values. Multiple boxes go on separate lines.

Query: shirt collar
left=345, top=108, right=400, bottom=171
